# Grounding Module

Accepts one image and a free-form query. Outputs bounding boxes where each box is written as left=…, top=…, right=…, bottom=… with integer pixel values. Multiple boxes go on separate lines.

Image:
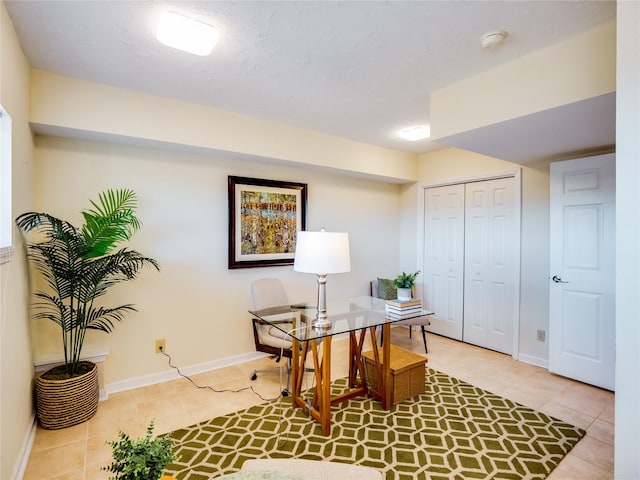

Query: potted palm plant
left=16, top=188, right=159, bottom=429
left=393, top=271, right=420, bottom=301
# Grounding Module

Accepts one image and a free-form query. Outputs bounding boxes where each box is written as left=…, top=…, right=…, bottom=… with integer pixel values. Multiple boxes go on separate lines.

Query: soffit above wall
left=29, top=70, right=419, bottom=184
left=435, top=92, right=616, bottom=164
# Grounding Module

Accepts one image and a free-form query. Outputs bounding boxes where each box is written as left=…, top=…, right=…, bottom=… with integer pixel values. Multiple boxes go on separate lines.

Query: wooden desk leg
left=348, top=330, right=366, bottom=388
left=310, top=340, right=321, bottom=408
left=306, top=337, right=333, bottom=436
left=348, top=332, right=356, bottom=387
left=291, top=336, right=301, bottom=401
left=319, top=336, right=332, bottom=435
left=382, top=322, right=391, bottom=410
left=292, top=339, right=312, bottom=413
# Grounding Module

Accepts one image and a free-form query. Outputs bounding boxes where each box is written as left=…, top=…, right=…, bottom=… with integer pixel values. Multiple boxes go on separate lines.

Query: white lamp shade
left=294, top=231, right=351, bottom=274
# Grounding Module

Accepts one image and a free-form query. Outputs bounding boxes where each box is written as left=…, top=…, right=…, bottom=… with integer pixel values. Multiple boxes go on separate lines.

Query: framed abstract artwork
left=228, top=176, right=308, bottom=269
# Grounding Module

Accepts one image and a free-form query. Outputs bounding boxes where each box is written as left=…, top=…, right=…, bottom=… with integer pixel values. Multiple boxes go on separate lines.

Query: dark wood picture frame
left=228, top=176, right=308, bottom=269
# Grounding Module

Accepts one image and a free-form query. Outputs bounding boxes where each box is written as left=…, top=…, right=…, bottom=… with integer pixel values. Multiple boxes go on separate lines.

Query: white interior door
left=423, top=184, right=465, bottom=340
left=462, top=178, right=517, bottom=355
left=549, top=154, right=615, bottom=390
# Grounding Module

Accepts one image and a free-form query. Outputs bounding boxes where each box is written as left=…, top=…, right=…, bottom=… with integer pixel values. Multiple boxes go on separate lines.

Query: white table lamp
left=294, top=229, right=351, bottom=329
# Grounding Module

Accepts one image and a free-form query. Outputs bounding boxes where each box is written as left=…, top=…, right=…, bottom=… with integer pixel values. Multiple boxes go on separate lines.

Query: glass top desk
left=250, top=295, right=433, bottom=435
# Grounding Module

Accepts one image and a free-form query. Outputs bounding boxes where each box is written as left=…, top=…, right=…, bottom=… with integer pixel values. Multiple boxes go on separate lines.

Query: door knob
left=552, top=275, right=569, bottom=283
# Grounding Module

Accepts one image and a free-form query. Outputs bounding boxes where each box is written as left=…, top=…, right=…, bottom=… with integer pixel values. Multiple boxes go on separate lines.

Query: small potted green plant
left=393, top=271, right=420, bottom=301
left=103, top=420, right=179, bottom=480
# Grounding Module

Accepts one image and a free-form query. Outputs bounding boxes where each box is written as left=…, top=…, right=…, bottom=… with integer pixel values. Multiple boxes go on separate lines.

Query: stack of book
left=385, top=298, right=423, bottom=319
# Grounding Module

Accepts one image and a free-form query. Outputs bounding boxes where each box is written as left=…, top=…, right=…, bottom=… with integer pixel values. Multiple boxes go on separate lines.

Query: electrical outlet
left=155, top=339, right=166, bottom=353
left=536, top=329, right=546, bottom=342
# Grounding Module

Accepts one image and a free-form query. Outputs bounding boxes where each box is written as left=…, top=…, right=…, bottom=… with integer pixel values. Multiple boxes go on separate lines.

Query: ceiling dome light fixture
left=481, top=30, right=507, bottom=49
left=156, top=11, right=219, bottom=56
left=398, top=125, right=431, bottom=141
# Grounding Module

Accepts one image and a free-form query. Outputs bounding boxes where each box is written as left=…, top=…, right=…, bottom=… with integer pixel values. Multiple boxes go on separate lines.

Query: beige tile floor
left=24, top=329, right=614, bottom=480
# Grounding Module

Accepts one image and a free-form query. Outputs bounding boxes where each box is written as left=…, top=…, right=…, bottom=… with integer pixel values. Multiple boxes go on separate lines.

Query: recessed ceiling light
left=398, top=125, right=431, bottom=141
left=481, top=30, right=507, bottom=49
left=156, top=11, right=219, bottom=56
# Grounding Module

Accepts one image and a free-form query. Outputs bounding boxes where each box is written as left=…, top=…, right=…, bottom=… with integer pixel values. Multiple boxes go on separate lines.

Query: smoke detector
left=481, top=30, right=507, bottom=49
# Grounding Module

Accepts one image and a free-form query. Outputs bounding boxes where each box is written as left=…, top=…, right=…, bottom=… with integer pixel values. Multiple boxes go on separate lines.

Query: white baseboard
left=12, top=413, right=36, bottom=480
left=33, top=347, right=109, bottom=372
left=518, top=353, right=549, bottom=369
left=106, top=351, right=266, bottom=395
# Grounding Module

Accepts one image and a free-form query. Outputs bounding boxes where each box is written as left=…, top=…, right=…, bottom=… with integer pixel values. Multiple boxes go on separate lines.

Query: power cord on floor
left=158, top=348, right=281, bottom=402
left=161, top=345, right=295, bottom=445
left=156, top=345, right=327, bottom=451
left=157, top=345, right=318, bottom=447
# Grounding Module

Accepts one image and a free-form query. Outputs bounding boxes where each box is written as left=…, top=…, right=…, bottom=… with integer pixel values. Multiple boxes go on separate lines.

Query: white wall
left=517, top=157, right=555, bottom=364
left=398, top=182, right=420, bottom=274
left=32, top=135, right=402, bottom=386
left=0, top=3, right=34, bottom=479
left=615, top=0, right=640, bottom=476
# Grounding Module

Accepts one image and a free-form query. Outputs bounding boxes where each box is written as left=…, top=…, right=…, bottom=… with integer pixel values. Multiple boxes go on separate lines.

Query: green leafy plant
left=393, top=271, right=420, bottom=289
left=16, top=188, right=159, bottom=377
left=103, top=420, right=178, bottom=480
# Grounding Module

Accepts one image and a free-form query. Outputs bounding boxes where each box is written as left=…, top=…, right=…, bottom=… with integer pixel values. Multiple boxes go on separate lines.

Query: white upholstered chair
left=242, top=458, right=383, bottom=480
left=250, top=278, right=293, bottom=393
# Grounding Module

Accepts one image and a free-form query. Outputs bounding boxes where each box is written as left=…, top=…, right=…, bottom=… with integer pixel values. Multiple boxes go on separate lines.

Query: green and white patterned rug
left=166, top=369, right=585, bottom=480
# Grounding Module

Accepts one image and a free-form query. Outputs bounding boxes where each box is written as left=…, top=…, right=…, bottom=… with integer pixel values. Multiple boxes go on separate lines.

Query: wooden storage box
left=362, top=345, right=427, bottom=405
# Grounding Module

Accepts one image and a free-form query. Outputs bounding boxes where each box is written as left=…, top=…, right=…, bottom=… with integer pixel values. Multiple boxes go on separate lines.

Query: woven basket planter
left=35, top=360, right=99, bottom=430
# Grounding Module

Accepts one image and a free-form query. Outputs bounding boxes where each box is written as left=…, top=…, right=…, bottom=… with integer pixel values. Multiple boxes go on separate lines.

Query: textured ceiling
left=5, top=1, right=616, bottom=154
